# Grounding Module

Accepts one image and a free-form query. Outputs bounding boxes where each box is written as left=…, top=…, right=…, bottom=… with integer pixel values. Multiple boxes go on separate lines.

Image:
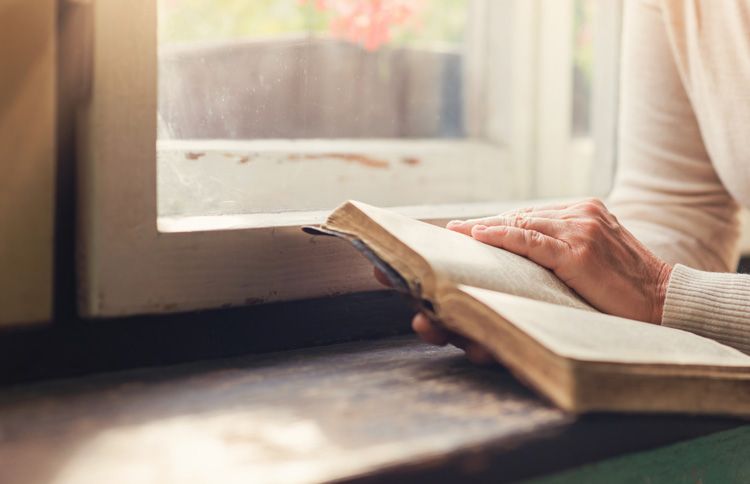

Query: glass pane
left=158, top=0, right=469, bottom=140
left=572, top=0, right=594, bottom=139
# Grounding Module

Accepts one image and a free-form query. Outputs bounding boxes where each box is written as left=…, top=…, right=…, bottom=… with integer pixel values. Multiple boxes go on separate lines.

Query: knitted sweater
left=608, top=0, right=750, bottom=353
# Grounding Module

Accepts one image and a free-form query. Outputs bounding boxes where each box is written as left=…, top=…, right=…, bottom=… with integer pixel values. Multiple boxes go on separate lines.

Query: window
left=158, top=1, right=469, bottom=141
left=75, top=0, right=622, bottom=317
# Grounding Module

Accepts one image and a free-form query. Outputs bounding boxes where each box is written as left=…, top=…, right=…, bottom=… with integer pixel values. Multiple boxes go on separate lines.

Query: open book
left=305, top=201, right=750, bottom=417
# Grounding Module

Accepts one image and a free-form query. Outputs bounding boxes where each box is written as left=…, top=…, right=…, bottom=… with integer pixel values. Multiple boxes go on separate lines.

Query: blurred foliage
left=159, top=0, right=468, bottom=49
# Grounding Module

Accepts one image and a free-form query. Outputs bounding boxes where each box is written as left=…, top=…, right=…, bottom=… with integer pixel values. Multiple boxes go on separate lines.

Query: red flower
left=303, top=0, right=424, bottom=51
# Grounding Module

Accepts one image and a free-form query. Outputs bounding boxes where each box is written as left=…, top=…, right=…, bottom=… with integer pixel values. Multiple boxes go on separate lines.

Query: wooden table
left=0, top=336, right=747, bottom=483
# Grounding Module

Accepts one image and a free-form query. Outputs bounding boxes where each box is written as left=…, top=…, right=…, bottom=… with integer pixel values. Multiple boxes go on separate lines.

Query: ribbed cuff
left=662, top=264, right=750, bottom=355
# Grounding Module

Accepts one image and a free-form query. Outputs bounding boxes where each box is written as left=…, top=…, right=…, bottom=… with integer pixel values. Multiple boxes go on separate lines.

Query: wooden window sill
left=0, top=336, right=743, bottom=484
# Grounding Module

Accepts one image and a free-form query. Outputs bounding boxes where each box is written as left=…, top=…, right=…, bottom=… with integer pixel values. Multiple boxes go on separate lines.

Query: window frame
left=1, top=0, right=56, bottom=326
left=76, top=0, right=622, bottom=317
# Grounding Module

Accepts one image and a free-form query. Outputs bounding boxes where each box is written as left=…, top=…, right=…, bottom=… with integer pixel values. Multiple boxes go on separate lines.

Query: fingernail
left=473, top=225, right=488, bottom=232
left=447, top=220, right=464, bottom=228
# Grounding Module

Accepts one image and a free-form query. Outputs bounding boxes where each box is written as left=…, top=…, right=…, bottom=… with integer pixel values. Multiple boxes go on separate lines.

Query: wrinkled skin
left=376, top=198, right=673, bottom=365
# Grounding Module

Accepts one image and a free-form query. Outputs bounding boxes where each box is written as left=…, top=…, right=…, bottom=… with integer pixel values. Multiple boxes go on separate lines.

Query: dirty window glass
left=158, top=0, right=468, bottom=140
left=572, top=0, right=594, bottom=139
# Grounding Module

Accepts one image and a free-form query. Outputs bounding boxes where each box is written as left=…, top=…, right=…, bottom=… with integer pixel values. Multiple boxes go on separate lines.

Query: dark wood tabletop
left=0, top=336, right=743, bottom=484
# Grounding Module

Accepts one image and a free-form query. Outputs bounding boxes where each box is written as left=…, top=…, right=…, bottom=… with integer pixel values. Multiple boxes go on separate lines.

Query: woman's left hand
left=446, top=198, right=673, bottom=324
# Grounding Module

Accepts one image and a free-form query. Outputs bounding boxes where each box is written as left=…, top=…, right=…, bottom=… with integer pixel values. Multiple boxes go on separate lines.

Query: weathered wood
left=78, top=0, right=528, bottom=318
left=77, top=0, right=750, bottom=320
left=0, top=290, right=413, bottom=385
left=157, top=139, right=511, bottom=217
left=0, top=0, right=56, bottom=326
left=79, top=2, right=522, bottom=319
left=0, top=337, right=743, bottom=484
left=0, top=337, right=558, bottom=484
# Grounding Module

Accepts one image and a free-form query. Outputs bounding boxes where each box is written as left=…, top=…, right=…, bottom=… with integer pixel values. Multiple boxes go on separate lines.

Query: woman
left=408, top=0, right=750, bottom=362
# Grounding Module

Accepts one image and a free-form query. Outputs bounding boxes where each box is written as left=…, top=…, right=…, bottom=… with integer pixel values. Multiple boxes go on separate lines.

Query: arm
left=607, top=0, right=740, bottom=272
left=609, top=0, right=750, bottom=354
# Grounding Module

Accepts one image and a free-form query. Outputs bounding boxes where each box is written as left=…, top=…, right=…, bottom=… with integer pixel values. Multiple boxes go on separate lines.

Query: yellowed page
left=345, top=201, right=592, bottom=311
left=459, top=285, right=750, bottom=367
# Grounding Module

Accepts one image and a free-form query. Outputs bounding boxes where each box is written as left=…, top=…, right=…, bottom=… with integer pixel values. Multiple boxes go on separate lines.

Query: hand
left=377, top=198, right=672, bottom=365
left=373, top=268, right=497, bottom=365
left=447, top=198, right=673, bottom=324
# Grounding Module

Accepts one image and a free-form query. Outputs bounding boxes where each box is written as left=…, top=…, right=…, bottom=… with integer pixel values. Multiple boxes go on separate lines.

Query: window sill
left=157, top=138, right=515, bottom=220
left=158, top=200, right=549, bottom=233
left=0, top=335, right=743, bottom=483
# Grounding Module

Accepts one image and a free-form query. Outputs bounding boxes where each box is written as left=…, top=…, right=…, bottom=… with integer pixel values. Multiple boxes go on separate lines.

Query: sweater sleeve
left=607, top=0, right=740, bottom=272
left=663, top=265, right=750, bottom=354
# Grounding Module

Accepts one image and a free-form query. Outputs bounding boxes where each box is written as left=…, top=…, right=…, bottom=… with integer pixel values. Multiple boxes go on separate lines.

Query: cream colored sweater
left=608, top=0, right=750, bottom=353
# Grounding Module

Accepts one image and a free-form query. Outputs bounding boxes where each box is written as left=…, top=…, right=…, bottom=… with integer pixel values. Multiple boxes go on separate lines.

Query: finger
left=495, top=215, right=569, bottom=238
left=373, top=267, right=392, bottom=287
left=446, top=333, right=496, bottom=365
left=464, top=343, right=496, bottom=366
left=412, top=316, right=497, bottom=365
left=471, top=225, right=567, bottom=270
left=507, top=200, right=577, bottom=214
left=447, top=206, right=572, bottom=235
left=412, top=313, right=451, bottom=346
left=447, top=216, right=496, bottom=235
left=497, top=210, right=567, bottom=221
left=448, top=214, right=540, bottom=235
left=455, top=213, right=569, bottom=239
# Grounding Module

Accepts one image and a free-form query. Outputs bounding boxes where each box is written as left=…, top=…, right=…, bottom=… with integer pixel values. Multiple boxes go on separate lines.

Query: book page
left=459, top=285, right=750, bottom=367
left=346, top=201, right=592, bottom=311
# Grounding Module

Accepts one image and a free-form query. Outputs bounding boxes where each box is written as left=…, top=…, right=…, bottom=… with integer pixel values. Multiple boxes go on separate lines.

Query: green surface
left=526, top=426, right=750, bottom=484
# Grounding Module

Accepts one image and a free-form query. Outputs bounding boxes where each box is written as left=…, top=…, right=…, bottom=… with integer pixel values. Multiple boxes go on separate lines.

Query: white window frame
left=76, top=0, right=622, bottom=317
